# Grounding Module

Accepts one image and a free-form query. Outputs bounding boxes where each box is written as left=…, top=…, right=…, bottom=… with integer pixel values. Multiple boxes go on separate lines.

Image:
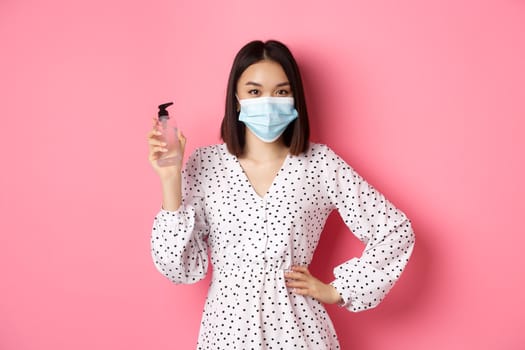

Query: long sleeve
left=322, top=145, right=415, bottom=312
left=150, top=148, right=209, bottom=284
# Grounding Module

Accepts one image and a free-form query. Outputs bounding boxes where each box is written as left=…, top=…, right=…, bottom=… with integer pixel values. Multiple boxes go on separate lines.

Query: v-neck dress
left=151, top=142, right=415, bottom=349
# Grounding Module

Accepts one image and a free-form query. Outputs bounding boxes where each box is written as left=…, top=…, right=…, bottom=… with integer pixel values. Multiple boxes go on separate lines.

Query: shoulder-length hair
left=220, top=40, right=310, bottom=156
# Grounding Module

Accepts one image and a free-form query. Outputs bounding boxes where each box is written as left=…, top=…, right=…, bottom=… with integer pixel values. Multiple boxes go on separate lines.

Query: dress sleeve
left=321, top=145, right=415, bottom=312
left=150, top=148, right=209, bottom=284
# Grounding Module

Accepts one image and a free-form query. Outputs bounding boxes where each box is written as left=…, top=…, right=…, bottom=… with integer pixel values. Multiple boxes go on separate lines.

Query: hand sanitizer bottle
left=157, top=102, right=181, bottom=167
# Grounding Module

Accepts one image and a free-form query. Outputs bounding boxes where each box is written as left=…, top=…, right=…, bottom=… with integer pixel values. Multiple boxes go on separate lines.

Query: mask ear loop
left=235, top=94, right=240, bottom=112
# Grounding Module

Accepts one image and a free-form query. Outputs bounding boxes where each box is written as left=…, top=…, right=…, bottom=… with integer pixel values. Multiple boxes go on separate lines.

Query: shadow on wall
left=311, top=213, right=433, bottom=349
left=296, top=44, right=364, bottom=145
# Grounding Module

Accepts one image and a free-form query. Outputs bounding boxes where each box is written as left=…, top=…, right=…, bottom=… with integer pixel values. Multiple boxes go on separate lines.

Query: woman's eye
left=276, top=89, right=290, bottom=96
left=248, top=89, right=260, bottom=95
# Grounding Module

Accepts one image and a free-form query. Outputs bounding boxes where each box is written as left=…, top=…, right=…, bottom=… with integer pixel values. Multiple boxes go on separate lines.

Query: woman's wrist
left=158, top=169, right=182, bottom=184
left=328, top=284, right=344, bottom=305
left=160, top=172, right=182, bottom=211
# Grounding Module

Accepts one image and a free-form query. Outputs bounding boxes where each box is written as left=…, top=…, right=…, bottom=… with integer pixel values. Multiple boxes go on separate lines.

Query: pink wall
left=1, top=0, right=524, bottom=349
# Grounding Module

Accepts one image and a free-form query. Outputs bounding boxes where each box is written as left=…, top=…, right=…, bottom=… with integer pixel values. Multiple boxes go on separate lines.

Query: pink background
left=1, top=0, right=524, bottom=349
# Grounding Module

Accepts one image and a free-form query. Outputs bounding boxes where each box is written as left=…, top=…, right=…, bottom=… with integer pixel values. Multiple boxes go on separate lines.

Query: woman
left=148, top=40, right=415, bottom=349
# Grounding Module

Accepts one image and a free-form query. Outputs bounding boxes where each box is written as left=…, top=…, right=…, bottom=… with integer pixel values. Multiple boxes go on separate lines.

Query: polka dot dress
left=151, top=143, right=415, bottom=349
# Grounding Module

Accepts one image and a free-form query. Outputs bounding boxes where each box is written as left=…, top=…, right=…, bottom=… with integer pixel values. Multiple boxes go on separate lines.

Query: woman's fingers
left=147, top=132, right=162, bottom=150
left=147, top=121, right=166, bottom=153
left=148, top=147, right=167, bottom=162
left=285, top=280, right=308, bottom=289
left=148, top=138, right=167, bottom=148
left=147, top=123, right=168, bottom=161
left=291, top=288, right=309, bottom=296
left=150, top=146, right=168, bottom=153
left=285, top=266, right=312, bottom=293
left=178, top=129, right=187, bottom=150
left=285, top=266, right=310, bottom=280
left=285, top=271, right=307, bottom=281
left=291, top=265, right=310, bottom=274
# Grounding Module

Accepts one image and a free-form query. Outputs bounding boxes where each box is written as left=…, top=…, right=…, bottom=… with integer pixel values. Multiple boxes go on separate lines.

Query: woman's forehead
left=238, top=60, right=288, bottom=85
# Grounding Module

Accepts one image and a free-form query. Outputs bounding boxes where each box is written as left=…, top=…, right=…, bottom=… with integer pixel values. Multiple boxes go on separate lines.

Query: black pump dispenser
left=158, top=102, right=174, bottom=121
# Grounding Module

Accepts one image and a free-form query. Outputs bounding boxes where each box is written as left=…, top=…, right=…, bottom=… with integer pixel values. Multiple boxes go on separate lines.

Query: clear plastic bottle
left=156, top=102, right=181, bottom=167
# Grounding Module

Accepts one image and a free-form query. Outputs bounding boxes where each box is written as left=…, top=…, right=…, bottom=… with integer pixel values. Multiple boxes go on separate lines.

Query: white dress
left=151, top=143, right=415, bottom=349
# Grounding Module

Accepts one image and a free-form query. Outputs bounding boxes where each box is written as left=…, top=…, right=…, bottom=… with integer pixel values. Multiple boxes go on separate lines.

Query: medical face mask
left=238, top=96, right=299, bottom=143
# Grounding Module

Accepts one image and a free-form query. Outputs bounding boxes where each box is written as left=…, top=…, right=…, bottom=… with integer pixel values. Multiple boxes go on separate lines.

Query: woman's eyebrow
left=244, top=81, right=290, bottom=87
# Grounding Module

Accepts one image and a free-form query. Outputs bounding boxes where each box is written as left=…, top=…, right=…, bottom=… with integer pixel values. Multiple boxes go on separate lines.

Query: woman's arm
left=148, top=122, right=209, bottom=284
left=323, top=145, right=416, bottom=312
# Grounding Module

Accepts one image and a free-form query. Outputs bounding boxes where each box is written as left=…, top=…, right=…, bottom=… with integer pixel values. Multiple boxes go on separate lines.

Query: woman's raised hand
left=147, top=117, right=186, bottom=181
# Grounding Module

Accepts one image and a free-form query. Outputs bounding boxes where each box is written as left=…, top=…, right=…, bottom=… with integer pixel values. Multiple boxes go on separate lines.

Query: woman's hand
left=285, top=266, right=343, bottom=305
left=147, top=118, right=186, bottom=211
left=147, top=117, right=186, bottom=181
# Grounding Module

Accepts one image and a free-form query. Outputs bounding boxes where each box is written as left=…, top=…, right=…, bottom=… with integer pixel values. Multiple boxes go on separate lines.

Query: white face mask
left=237, top=96, right=298, bottom=142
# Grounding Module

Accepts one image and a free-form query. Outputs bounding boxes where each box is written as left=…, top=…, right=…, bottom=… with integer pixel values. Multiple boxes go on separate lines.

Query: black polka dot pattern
left=151, top=143, right=415, bottom=349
